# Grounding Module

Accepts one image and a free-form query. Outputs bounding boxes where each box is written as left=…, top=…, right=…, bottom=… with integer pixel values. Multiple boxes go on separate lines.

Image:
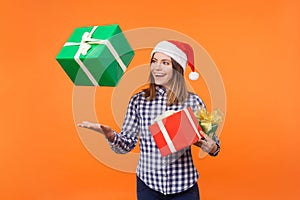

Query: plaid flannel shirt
left=109, top=86, right=220, bottom=195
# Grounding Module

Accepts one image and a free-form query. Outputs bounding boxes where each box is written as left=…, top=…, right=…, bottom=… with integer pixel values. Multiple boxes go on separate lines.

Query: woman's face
left=150, top=52, right=173, bottom=88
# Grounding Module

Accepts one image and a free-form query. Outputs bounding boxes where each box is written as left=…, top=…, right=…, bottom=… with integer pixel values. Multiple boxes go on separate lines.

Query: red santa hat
left=151, top=40, right=199, bottom=80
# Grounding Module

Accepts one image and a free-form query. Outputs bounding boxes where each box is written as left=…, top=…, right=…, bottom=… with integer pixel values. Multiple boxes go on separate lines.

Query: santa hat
left=151, top=40, right=199, bottom=80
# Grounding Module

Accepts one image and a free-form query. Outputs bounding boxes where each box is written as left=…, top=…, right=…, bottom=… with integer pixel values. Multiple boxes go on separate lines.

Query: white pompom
left=189, top=71, right=199, bottom=80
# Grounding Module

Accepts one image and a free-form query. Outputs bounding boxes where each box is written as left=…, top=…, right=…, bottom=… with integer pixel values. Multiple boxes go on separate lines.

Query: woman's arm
left=78, top=94, right=140, bottom=154
left=193, top=94, right=221, bottom=156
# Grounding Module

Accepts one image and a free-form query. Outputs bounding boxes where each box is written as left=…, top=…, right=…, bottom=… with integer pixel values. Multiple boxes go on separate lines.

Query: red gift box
left=149, top=107, right=205, bottom=157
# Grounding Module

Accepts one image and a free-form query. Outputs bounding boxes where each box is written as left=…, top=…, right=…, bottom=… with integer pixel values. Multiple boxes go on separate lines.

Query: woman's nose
left=153, top=62, right=162, bottom=70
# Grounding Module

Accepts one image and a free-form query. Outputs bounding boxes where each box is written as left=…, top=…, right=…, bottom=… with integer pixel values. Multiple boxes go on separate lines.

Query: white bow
left=78, top=32, right=92, bottom=56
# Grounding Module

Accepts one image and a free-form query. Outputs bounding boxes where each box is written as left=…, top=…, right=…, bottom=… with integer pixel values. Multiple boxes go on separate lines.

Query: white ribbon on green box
left=64, top=26, right=127, bottom=86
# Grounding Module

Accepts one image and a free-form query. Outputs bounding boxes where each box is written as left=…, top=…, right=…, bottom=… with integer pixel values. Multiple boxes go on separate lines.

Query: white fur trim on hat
left=151, top=41, right=188, bottom=70
left=189, top=71, right=199, bottom=80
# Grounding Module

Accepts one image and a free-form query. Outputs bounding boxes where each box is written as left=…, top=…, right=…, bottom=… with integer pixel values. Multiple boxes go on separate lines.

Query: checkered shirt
left=109, top=86, right=219, bottom=195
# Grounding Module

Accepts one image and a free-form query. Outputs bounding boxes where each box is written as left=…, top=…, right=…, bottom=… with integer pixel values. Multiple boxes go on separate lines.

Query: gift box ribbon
left=156, top=108, right=204, bottom=154
left=64, top=26, right=127, bottom=86
left=194, top=108, right=223, bottom=133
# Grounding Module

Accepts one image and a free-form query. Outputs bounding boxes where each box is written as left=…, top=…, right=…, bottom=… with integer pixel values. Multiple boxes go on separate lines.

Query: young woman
left=78, top=40, right=220, bottom=200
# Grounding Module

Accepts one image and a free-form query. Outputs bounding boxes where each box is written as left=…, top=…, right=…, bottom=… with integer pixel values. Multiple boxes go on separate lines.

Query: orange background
left=1, top=0, right=300, bottom=199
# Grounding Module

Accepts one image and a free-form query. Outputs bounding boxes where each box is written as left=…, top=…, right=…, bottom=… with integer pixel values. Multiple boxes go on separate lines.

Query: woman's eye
left=151, top=59, right=157, bottom=63
left=163, top=61, right=170, bottom=65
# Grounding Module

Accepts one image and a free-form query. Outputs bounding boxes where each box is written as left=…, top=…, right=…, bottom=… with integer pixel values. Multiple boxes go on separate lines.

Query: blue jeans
left=136, top=176, right=200, bottom=200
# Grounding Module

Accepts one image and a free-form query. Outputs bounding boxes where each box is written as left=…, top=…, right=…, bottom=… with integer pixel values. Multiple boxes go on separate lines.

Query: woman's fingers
left=77, top=121, right=102, bottom=132
left=77, top=122, right=92, bottom=128
left=197, top=135, right=216, bottom=153
left=77, top=122, right=114, bottom=142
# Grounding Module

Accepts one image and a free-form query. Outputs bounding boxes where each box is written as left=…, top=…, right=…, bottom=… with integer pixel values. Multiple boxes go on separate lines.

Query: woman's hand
left=77, top=121, right=115, bottom=142
left=194, top=132, right=218, bottom=154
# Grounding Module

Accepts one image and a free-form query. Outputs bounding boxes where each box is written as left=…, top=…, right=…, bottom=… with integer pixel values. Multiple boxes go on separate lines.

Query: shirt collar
left=155, top=85, right=167, bottom=96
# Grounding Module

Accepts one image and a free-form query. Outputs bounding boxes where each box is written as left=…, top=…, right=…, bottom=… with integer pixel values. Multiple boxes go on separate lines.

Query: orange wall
left=1, top=0, right=299, bottom=199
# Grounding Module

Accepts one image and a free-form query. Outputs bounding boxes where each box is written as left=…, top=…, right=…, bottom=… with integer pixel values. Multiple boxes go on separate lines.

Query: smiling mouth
left=154, top=74, right=166, bottom=77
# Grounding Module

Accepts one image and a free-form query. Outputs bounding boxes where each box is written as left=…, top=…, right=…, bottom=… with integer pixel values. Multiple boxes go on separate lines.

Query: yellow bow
left=194, top=108, right=223, bottom=135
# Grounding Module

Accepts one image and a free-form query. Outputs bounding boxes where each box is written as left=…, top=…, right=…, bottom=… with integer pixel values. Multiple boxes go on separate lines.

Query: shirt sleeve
left=108, top=94, right=140, bottom=154
left=192, top=93, right=206, bottom=110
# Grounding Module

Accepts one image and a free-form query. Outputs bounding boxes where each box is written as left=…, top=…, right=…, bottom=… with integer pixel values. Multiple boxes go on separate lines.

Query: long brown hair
left=143, top=56, right=189, bottom=106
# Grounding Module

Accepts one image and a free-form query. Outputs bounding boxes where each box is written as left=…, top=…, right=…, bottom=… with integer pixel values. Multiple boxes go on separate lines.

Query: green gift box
left=56, top=24, right=134, bottom=86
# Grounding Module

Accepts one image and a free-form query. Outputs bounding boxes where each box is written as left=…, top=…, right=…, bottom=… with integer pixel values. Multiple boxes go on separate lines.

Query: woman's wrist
left=209, top=143, right=220, bottom=156
left=105, top=131, right=115, bottom=143
left=209, top=144, right=218, bottom=154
